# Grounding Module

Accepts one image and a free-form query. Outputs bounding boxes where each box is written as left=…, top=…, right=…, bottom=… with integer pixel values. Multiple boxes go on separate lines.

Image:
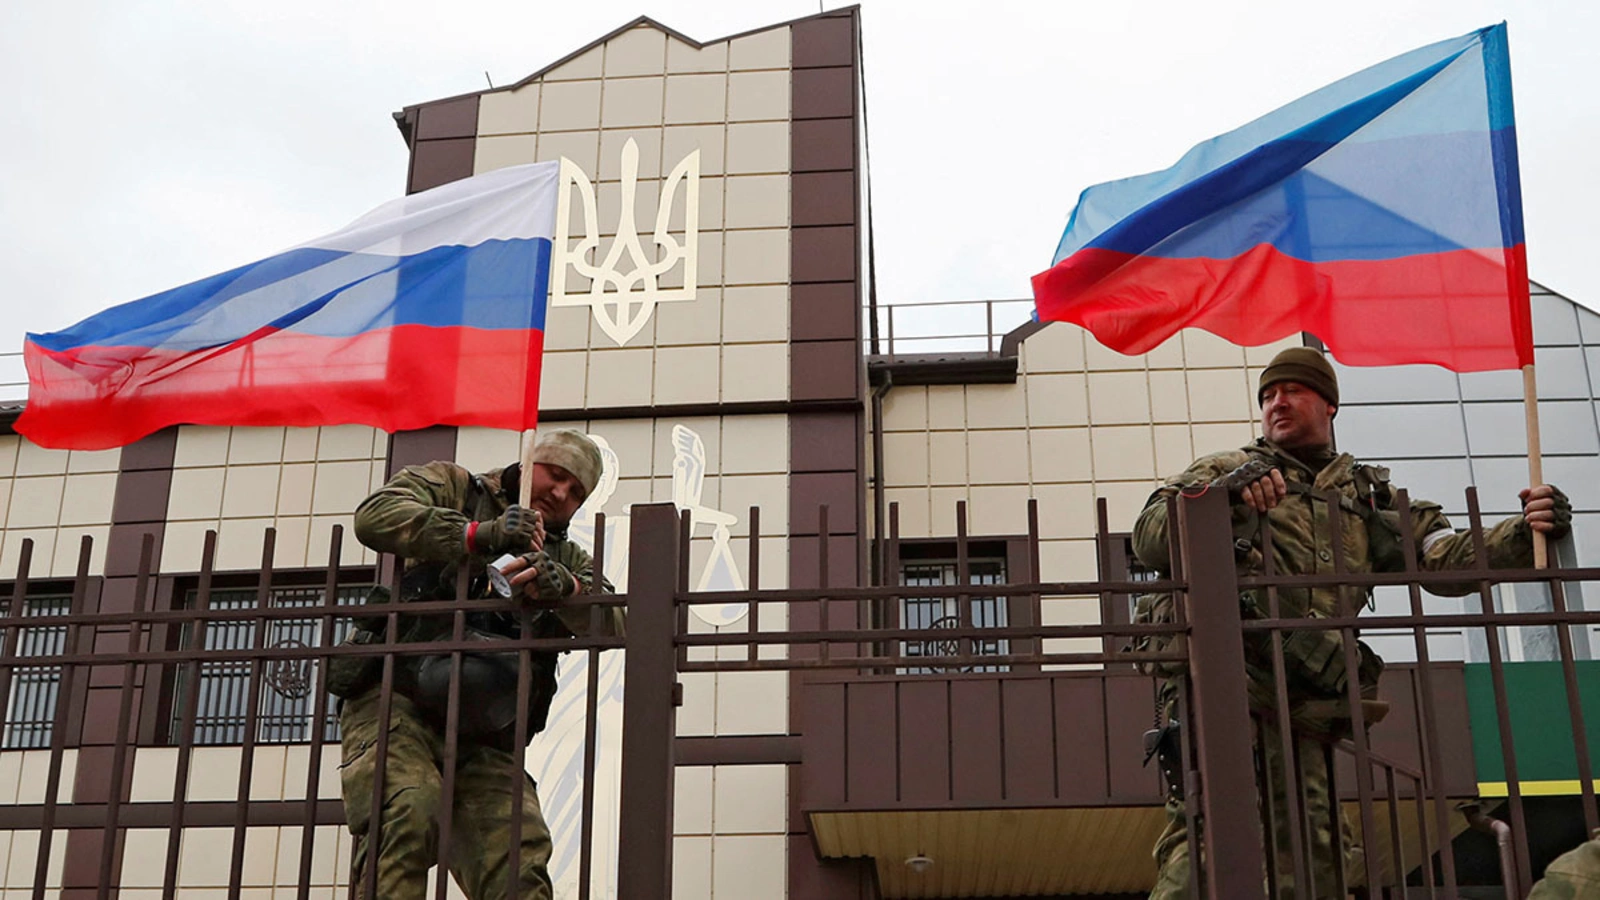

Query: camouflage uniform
left=339, top=461, right=622, bottom=900
left=1132, top=438, right=1538, bottom=899
left=1530, top=834, right=1600, bottom=899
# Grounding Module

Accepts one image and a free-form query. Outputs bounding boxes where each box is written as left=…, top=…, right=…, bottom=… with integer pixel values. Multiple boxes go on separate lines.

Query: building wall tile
left=173, top=427, right=231, bottom=469
left=712, top=764, right=786, bottom=834
left=969, top=484, right=1031, bottom=534
left=1186, top=368, right=1252, bottom=422
left=1021, top=324, right=1086, bottom=374
left=729, top=27, right=791, bottom=70
left=167, top=468, right=225, bottom=521
left=721, top=285, right=787, bottom=344
left=477, top=84, right=541, bottom=136
left=585, top=348, right=656, bottom=408
left=720, top=344, right=787, bottom=402
left=965, top=382, right=1029, bottom=430
left=673, top=835, right=712, bottom=899
left=66, top=447, right=122, bottom=474
left=667, top=37, right=728, bottom=74
left=545, top=45, right=605, bottom=81
left=664, top=124, right=726, bottom=176
left=1087, top=371, right=1152, bottom=425
left=728, top=70, right=789, bottom=122
left=1029, top=427, right=1093, bottom=483
left=10, top=477, right=68, bottom=529
left=220, top=466, right=281, bottom=520
left=600, top=128, right=664, bottom=180
left=881, top=385, right=928, bottom=433
left=715, top=671, right=787, bottom=734
left=654, top=345, right=721, bottom=405
left=725, top=122, right=789, bottom=174
left=58, top=472, right=116, bottom=527
left=535, top=129, right=600, bottom=174
left=603, top=26, right=668, bottom=77
left=1091, top=426, right=1157, bottom=482
left=600, top=76, right=665, bottom=129
left=665, top=73, right=728, bottom=125
left=722, top=176, right=788, bottom=230
left=540, top=351, right=588, bottom=409
left=722, top=228, right=788, bottom=285
left=474, top=134, right=538, bottom=173
left=675, top=767, right=714, bottom=834
left=966, top=431, right=1028, bottom=485
left=1025, top=374, right=1089, bottom=427
left=540, top=80, right=604, bottom=131
left=48, top=525, right=108, bottom=577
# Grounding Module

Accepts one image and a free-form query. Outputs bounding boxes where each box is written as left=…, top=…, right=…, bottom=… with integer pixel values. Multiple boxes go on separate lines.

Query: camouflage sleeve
left=1132, top=450, right=1253, bottom=571
left=1527, top=835, right=1600, bottom=898
left=1390, top=497, right=1534, bottom=595
left=352, top=461, right=474, bottom=564
left=546, top=539, right=625, bottom=638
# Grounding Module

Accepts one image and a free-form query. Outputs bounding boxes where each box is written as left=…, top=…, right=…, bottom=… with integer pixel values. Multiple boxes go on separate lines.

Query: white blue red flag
left=19, top=162, right=560, bottom=450
left=1032, top=24, right=1531, bottom=373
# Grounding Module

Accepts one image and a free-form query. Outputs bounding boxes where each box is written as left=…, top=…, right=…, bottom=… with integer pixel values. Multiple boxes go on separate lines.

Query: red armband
left=465, top=521, right=480, bottom=554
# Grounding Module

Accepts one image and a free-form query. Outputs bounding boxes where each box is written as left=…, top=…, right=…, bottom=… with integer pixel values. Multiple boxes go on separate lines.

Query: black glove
left=474, top=505, right=539, bottom=555
left=1543, top=485, right=1573, bottom=540
left=520, top=551, right=578, bottom=600
left=1211, top=458, right=1275, bottom=495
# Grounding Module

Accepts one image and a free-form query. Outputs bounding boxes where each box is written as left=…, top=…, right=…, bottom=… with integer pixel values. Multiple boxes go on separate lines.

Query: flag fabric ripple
left=1031, top=24, right=1532, bottom=373
left=19, top=162, right=561, bottom=450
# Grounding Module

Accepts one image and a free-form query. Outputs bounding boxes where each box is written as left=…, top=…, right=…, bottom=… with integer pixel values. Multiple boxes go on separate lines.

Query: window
left=899, top=554, right=1008, bottom=673
left=2, top=595, right=72, bottom=749
left=171, top=583, right=368, bottom=746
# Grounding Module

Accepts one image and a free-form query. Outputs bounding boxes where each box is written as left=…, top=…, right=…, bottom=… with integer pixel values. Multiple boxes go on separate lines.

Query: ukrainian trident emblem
left=551, top=138, right=700, bottom=346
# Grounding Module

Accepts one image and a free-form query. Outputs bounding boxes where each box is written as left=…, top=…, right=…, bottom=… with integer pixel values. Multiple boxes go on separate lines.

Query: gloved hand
left=1520, top=484, right=1572, bottom=540
left=1211, top=458, right=1286, bottom=513
left=473, top=505, right=541, bottom=555
left=509, top=551, right=578, bottom=600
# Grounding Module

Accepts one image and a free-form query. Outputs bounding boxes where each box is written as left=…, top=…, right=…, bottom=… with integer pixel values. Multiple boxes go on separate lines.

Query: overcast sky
left=2, top=0, right=1594, bottom=362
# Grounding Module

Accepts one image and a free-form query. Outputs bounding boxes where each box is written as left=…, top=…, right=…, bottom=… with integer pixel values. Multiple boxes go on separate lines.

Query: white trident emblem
left=551, top=138, right=700, bottom=346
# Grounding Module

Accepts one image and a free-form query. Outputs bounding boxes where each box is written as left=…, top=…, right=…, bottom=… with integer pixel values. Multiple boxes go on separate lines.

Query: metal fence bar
left=34, top=535, right=92, bottom=900
left=298, top=525, right=343, bottom=900
left=616, top=503, right=681, bottom=897
left=576, top=510, right=608, bottom=900
left=164, top=529, right=218, bottom=898
left=1544, top=560, right=1600, bottom=834
left=0, top=539, right=34, bottom=737
left=1465, top=488, right=1534, bottom=896
left=1177, top=489, right=1266, bottom=900
left=228, top=528, right=276, bottom=899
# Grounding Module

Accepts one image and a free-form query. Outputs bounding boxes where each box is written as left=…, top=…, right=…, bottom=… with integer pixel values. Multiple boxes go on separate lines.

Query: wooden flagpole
left=1523, top=363, right=1548, bottom=569
left=519, top=428, right=538, bottom=508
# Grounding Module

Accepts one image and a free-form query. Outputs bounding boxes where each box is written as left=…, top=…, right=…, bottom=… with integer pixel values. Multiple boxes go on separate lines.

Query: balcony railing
left=0, top=491, right=1594, bottom=897
left=866, top=297, right=1036, bottom=357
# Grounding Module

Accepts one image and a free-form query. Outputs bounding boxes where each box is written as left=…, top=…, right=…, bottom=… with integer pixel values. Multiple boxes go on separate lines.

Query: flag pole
left=519, top=428, right=538, bottom=508
left=1523, top=363, right=1548, bottom=568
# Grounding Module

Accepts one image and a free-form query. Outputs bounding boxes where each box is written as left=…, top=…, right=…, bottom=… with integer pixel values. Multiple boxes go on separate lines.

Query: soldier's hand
left=504, top=551, right=578, bottom=600
left=1519, top=484, right=1572, bottom=538
left=1212, top=460, right=1287, bottom=512
left=474, top=505, right=540, bottom=555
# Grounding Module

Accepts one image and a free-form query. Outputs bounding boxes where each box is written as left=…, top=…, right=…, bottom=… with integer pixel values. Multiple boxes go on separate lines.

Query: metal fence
left=0, top=491, right=1593, bottom=898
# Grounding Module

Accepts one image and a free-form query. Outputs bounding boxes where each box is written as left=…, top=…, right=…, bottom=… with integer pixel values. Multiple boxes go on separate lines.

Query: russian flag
left=1032, top=24, right=1531, bottom=373
left=18, top=162, right=560, bottom=450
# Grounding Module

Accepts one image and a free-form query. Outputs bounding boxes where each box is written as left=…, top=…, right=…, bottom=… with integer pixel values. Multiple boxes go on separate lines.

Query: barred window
left=171, top=584, right=368, bottom=746
left=2, top=595, right=73, bottom=749
left=899, top=557, right=1008, bottom=674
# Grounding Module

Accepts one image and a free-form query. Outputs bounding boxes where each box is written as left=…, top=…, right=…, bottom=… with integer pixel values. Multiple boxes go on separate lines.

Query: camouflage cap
left=1258, top=347, right=1339, bottom=408
left=530, top=429, right=603, bottom=498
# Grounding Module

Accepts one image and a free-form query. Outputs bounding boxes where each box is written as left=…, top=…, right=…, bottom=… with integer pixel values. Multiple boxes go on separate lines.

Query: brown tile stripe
left=787, top=8, right=865, bottom=899
left=61, top=427, right=178, bottom=888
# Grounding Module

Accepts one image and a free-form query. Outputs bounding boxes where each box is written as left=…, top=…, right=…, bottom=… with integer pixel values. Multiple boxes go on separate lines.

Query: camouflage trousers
left=1148, top=721, right=1361, bottom=899
left=1529, top=835, right=1600, bottom=899
left=339, top=687, right=554, bottom=900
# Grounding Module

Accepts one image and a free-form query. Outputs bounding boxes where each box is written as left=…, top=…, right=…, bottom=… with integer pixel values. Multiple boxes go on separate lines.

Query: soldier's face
left=527, top=462, right=587, bottom=527
left=1261, top=381, right=1335, bottom=449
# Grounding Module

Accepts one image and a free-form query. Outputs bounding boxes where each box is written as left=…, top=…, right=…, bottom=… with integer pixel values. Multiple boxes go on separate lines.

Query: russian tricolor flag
left=19, top=162, right=560, bottom=450
left=1032, top=24, right=1532, bottom=373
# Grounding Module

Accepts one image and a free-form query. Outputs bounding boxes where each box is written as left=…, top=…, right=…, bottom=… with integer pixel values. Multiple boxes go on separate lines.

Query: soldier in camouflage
left=335, top=429, right=622, bottom=900
left=1530, top=832, right=1600, bottom=899
left=1132, top=348, right=1571, bottom=899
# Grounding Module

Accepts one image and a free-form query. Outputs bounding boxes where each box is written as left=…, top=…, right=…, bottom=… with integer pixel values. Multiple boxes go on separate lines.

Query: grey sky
left=2, top=0, right=1594, bottom=359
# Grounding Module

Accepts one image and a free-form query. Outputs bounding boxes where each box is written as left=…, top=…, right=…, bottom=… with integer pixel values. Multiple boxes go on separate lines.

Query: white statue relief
left=552, top=138, right=699, bottom=346
left=670, top=424, right=749, bottom=626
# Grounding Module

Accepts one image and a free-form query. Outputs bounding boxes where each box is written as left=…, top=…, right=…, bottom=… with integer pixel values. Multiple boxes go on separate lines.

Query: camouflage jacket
left=1130, top=439, right=1534, bottom=699
left=352, top=460, right=624, bottom=642
left=1530, top=834, right=1600, bottom=899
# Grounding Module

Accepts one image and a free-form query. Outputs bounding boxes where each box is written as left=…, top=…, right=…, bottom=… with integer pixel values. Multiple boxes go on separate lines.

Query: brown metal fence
left=0, top=493, right=1594, bottom=898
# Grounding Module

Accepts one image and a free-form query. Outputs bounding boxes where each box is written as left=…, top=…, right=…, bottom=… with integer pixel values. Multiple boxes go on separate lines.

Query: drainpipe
left=1462, top=802, right=1519, bottom=898
left=869, top=370, right=894, bottom=589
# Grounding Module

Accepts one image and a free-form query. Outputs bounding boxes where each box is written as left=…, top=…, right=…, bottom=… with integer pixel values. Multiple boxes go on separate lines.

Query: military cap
left=1258, top=347, right=1339, bottom=408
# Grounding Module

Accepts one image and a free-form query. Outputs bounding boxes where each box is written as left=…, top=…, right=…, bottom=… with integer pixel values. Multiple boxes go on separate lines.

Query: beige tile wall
left=161, top=425, right=385, bottom=574
left=0, top=436, right=119, bottom=578
left=475, top=24, right=793, bottom=414
left=879, top=322, right=1298, bottom=554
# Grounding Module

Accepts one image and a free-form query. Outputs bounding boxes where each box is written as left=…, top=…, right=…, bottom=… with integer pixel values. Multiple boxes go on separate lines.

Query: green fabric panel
left=1465, top=660, right=1600, bottom=784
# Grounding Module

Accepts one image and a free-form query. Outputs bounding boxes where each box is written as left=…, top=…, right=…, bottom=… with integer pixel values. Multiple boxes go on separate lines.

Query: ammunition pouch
left=412, top=629, right=560, bottom=739
left=324, top=585, right=394, bottom=700
left=1143, top=721, right=1184, bottom=802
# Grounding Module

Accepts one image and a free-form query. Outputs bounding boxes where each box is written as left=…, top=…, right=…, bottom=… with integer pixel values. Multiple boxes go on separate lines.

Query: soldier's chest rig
left=1232, top=451, right=1404, bottom=620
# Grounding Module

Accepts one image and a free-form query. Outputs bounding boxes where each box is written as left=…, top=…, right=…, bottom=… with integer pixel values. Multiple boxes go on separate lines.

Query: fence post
left=616, top=503, right=681, bottom=898
left=1178, top=489, right=1267, bottom=900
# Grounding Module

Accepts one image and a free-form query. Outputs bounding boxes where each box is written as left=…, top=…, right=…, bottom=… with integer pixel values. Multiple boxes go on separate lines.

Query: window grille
left=900, top=558, right=1007, bottom=673
left=2, top=595, right=72, bottom=749
left=172, top=584, right=368, bottom=746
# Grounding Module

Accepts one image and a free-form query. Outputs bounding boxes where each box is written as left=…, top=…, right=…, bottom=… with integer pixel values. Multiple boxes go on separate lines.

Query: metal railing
left=0, top=491, right=1593, bottom=897
left=867, top=297, right=1036, bottom=356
